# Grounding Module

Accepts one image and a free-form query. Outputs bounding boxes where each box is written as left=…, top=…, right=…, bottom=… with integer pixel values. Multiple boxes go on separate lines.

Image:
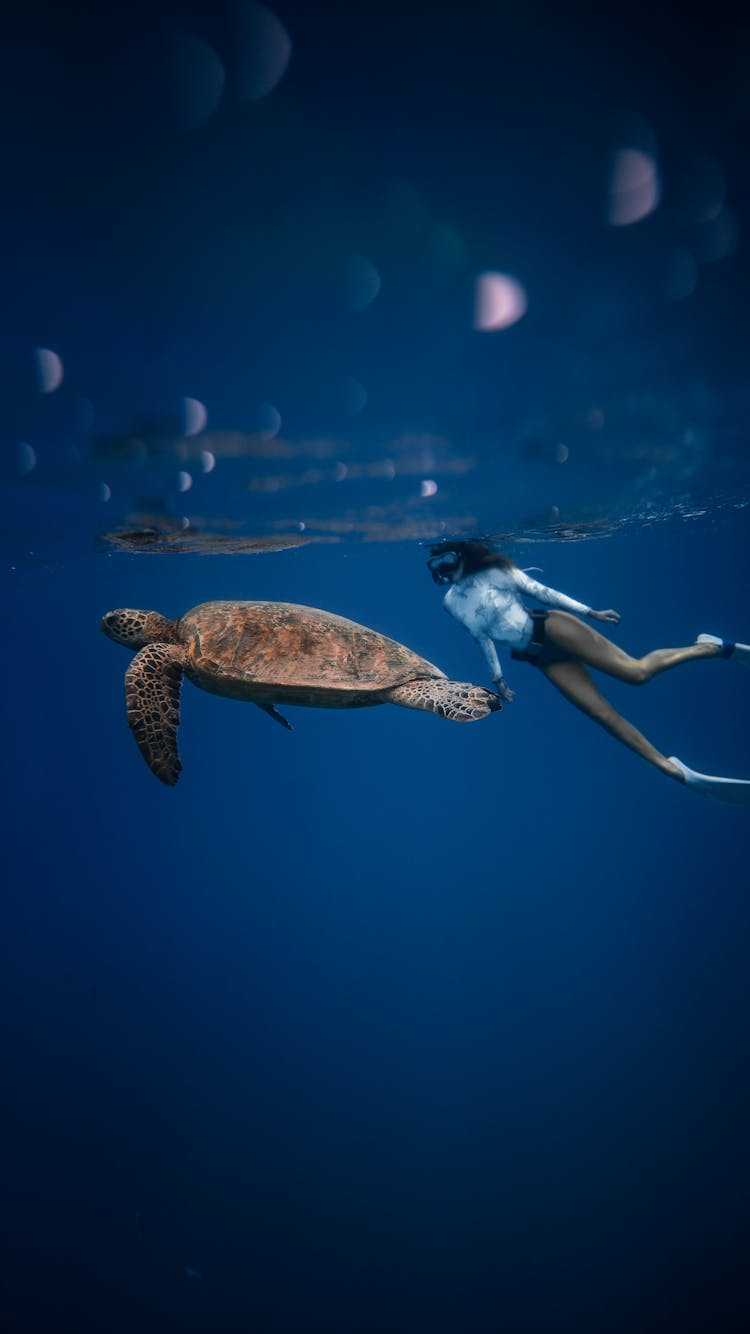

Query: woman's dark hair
left=428, top=538, right=514, bottom=575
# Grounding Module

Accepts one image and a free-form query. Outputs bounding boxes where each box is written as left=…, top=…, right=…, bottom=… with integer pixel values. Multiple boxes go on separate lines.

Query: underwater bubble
left=474, top=273, right=528, bottom=331
left=200, top=449, right=216, bottom=473
left=177, top=470, right=193, bottom=492
left=420, top=479, right=438, bottom=497
left=98, top=483, right=112, bottom=502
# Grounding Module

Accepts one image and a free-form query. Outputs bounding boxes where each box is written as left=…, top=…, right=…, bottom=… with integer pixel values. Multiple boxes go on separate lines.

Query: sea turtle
left=101, top=600, right=501, bottom=785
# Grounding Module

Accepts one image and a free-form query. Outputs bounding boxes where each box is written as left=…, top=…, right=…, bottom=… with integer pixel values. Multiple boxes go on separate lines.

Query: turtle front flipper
left=389, top=679, right=501, bottom=721
left=125, top=644, right=185, bottom=785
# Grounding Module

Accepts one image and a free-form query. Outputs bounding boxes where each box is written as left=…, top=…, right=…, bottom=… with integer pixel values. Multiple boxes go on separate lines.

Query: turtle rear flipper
left=256, top=703, right=294, bottom=731
left=389, top=679, right=501, bottom=721
left=125, top=644, right=184, bottom=785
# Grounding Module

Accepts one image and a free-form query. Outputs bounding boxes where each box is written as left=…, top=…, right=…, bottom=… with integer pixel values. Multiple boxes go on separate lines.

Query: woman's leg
left=544, top=610, right=721, bottom=684
left=541, top=658, right=683, bottom=780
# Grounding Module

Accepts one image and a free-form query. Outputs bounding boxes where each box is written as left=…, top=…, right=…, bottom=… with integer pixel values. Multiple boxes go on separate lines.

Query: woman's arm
left=511, top=568, right=620, bottom=623
left=444, top=595, right=516, bottom=700
left=473, top=632, right=516, bottom=702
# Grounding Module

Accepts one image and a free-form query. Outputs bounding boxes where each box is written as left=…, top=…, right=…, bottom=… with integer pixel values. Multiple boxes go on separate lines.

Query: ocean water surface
left=2, top=2, right=750, bottom=1331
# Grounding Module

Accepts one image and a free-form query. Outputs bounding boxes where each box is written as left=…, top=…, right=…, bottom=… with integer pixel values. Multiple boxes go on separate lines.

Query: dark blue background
left=2, top=1, right=750, bottom=1331
left=3, top=522, right=750, bottom=1332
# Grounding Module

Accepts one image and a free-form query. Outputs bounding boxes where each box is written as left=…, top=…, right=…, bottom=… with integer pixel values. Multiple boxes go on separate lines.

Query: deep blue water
left=2, top=3, right=750, bottom=1331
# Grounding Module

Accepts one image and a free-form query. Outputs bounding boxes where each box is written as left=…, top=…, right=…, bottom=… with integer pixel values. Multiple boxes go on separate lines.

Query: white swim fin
left=697, top=633, right=750, bottom=664
left=670, top=756, right=750, bottom=806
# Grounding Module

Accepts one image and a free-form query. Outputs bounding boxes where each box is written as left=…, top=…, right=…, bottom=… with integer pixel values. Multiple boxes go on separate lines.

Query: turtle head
left=101, top=608, right=178, bottom=648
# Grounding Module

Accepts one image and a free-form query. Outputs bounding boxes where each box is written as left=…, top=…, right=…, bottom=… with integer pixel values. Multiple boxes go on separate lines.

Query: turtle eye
left=101, top=611, right=131, bottom=642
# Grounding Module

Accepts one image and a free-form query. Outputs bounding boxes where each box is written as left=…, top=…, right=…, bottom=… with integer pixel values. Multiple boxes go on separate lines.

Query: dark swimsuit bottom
left=510, top=609, right=572, bottom=669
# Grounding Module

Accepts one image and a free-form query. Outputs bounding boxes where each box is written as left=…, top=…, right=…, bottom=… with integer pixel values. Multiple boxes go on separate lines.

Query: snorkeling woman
left=427, top=539, right=750, bottom=805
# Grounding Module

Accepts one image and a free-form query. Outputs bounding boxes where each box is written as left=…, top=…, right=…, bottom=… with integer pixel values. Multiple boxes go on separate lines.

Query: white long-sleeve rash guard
left=443, top=565, right=591, bottom=684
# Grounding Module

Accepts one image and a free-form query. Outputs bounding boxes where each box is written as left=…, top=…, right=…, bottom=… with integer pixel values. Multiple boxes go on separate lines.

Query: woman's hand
left=588, top=609, right=621, bottom=624
left=493, top=677, right=516, bottom=702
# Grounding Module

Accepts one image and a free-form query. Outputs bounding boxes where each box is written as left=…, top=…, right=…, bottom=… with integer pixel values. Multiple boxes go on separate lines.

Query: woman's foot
left=697, top=633, right=750, bottom=663
left=669, top=756, right=750, bottom=805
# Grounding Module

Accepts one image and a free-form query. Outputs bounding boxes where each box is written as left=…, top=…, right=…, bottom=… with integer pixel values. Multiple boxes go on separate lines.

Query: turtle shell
left=178, top=601, right=444, bottom=699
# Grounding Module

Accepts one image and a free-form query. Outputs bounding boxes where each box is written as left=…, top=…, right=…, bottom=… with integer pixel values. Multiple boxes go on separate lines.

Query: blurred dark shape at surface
left=91, top=428, right=301, bottom=464
left=502, top=516, right=620, bottom=543
left=103, top=522, right=333, bottom=553
left=272, top=511, right=478, bottom=543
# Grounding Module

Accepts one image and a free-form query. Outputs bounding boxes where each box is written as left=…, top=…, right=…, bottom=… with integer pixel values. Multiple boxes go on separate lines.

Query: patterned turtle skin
left=101, top=600, right=501, bottom=785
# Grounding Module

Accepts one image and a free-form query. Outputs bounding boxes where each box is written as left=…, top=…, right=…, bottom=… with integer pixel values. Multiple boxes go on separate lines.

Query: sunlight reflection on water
left=1, top=5, right=748, bottom=564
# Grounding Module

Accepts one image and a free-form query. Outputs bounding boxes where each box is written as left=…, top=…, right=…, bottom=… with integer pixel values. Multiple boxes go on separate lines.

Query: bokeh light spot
left=18, top=442, right=37, bottom=474
left=695, top=208, right=739, bottom=263
left=167, top=29, right=226, bottom=128
left=74, top=396, right=95, bottom=430
left=34, top=348, right=64, bottom=393
left=184, top=397, right=208, bottom=436
left=608, top=149, right=660, bottom=226
left=259, top=403, right=282, bottom=440
left=234, top=1, right=292, bottom=100
left=338, top=377, right=368, bottom=416
left=664, top=248, right=698, bottom=300
left=346, top=254, right=381, bottom=311
left=430, top=223, right=468, bottom=279
left=474, top=273, right=528, bottom=331
left=675, top=154, right=725, bottom=226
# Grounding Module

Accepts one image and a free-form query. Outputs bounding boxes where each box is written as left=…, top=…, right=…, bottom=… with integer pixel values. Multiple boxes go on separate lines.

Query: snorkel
left=427, top=548, right=463, bottom=584
left=427, top=537, right=510, bottom=583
